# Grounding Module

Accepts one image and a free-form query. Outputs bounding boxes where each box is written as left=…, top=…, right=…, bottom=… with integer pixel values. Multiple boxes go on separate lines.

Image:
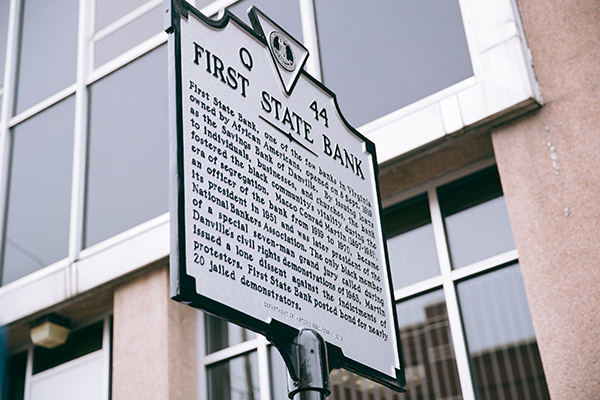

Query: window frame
left=360, top=0, right=541, bottom=164
left=196, top=312, right=274, bottom=400
left=383, top=158, right=520, bottom=400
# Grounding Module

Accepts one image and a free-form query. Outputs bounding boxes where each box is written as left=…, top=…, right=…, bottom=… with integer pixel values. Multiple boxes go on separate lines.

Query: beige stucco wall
left=491, top=0, right=600, bottom=398
left=112, top=265, right=197, bottom=400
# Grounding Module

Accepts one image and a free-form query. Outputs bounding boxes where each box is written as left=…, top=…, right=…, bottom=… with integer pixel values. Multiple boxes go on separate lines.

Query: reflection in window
left=396, top=291, right=462, bottom=400
left=315, top=0, right=473, bottom=127
left=329, top=369, right=401, bottom=400
left=458, top=264, right=550, bottom=399
left=385, top=194, right=440, bottom=289
left=205, top=314, right=256, bottom=354
left=438, top=166, right=515, bottom=269
left=94, top=5, right=164, bottom=68
left=207, top=352, right=260, bottom=400
left=225, top=0, right=303, bottom=42
left=15, top=0, right=78, bottom=114
left=2, top=96, right=75, bottom=286
left=85, top=45, right=168, bottom=247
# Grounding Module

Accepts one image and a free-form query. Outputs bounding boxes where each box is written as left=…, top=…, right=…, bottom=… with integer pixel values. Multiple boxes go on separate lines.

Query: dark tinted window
left=397, top=290, right=462, bottom=399
left=207, top=352, right=259, bottom=400
left=385, top=194, right=440, bottom=288
left=458, top=265, right=550, bottom=399
left=205, top=314, right=256, bottom=355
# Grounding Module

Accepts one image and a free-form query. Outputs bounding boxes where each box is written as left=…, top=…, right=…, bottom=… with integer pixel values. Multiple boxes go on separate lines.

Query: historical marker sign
left=167, top=0, right=405, bottom=390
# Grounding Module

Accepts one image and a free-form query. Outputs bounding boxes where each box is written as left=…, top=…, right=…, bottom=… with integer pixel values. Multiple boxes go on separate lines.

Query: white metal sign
left=167, top=1, right=404, bottom=390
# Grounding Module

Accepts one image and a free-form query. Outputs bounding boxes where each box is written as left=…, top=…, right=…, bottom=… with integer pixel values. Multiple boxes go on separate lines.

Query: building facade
left=0, top=0, right=598, bottom=399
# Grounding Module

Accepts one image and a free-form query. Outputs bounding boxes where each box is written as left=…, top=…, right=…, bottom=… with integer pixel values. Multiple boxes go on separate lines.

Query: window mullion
left=393, top=274, right=444, bottom=301
left=0, top=0, right=20, bottom=116
left=91, top=0, right=161, bottom=43
left=90, top=0, right=96, bottom=71
left=443, top=280, right=476, bottom=400
left=0, top=0, right=21, bottom=285
left=23, top=346, right=33, bottom=400
left=429, top=187, right=476, bottom=400
left=68, top=0, right=93, bottom=263
left=428, top=187, right=451, bottom=276
left=449, top=248, right=519, bottom=282
left=256, top=336, right=272, bottom=400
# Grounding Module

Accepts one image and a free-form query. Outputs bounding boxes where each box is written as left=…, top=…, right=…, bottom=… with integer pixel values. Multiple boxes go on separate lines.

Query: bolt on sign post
left=166, top=0, right=406, bottom=394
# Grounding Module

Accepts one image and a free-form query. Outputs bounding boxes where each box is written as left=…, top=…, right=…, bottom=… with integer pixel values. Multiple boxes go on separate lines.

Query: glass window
left=385, top=194, right=440, bottom=289
left=330, top=369, right=401, bottom=400
left=396, top=290, right=462, bottom=399
left=2, top=318, right=109, bottom=400
left=94, top=5, right=164, bottom=68
left=2, top=351, right=27, bottom=400
left=15, top=0, right=78, bottom=114
left=205, top=314, right=257, bottom=354
left=2, top=96, right=75, bottom=286
left=315, top=0, right=473, bottom=127
left=85, top=45, right=169, bottom=247
left=225, top=0, right=303, bottom=42
left=438, top=166, right=516, bottom=269
left=207, top=352, right=260, bottom=400
left=457, top=264, right=550, bottom=399
left=0, top=0, right=10, bottom=89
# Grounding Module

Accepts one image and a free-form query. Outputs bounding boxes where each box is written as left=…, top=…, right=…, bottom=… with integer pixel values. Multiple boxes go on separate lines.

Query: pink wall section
left=492, top=1, right=600, bottom=398
left=112, top=266, right=196, bottom=400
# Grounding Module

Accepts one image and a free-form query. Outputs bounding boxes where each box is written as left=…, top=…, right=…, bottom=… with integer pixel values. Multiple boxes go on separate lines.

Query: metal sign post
left=286, top=329, right=329, bottom=400
left=166, top=0, right=405, bottom=393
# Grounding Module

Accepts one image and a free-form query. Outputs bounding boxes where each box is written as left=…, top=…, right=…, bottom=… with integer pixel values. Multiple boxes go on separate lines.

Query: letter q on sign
left=239, top=47, right=253, bottom=71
